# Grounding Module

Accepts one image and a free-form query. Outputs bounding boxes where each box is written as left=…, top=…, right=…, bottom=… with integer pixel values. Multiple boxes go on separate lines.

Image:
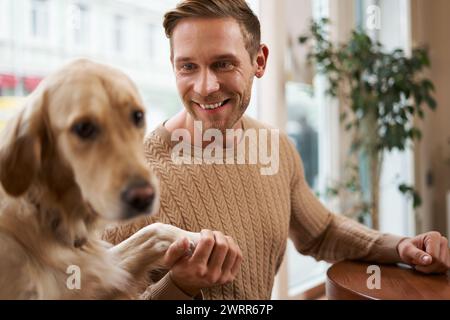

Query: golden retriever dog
left=0, top=59, right=198, bottom=299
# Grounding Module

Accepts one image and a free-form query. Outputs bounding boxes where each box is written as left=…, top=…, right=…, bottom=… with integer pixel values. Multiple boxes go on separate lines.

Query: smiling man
left=168, top=16, right=257, bottom=134
left=103, top=0, right=450, bottom=300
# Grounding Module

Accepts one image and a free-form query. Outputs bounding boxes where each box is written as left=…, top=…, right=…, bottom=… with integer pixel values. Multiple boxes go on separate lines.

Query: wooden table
left=326, top=260, right=450, bottom=300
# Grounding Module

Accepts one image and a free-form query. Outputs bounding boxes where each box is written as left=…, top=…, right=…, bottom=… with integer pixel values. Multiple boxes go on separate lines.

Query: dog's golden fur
left=0, top=59, right=198, bottom=299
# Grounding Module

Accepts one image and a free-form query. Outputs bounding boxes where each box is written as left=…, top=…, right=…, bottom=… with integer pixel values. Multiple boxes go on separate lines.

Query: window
left=71, top=3, right=89, bottom=46
left=354, top=0, right=414, bottom=236
left=113, top=14, right=125, bottom=53
left=271, top=0, right=335, bottom=300
left=31, top=0, right=49, bottom=38
left=0, top=0, right=9, bottom=38
left=6, top=0, right=264, bottom=137
left=284, top=82, right=330, bottom=297
left=1, top=1, right=181, bottom=143
left=286, top=84, right=319, bottom=192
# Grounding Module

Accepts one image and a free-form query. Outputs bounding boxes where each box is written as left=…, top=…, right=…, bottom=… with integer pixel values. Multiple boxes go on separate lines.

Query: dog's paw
left=154, top=241, right=171, bottom=253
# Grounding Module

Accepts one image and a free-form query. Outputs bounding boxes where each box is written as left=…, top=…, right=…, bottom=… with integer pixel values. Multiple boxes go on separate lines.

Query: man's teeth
left=199, top=100, right=227, bottom=110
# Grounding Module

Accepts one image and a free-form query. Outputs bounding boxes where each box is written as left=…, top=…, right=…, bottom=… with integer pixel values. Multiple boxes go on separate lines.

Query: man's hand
left=163, top=229, right=243, bottom=296
left=397, top=231, right=450, bottom=274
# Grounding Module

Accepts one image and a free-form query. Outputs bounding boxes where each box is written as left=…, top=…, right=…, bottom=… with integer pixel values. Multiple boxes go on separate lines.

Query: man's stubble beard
left=185, top=76, right=254, bottom=133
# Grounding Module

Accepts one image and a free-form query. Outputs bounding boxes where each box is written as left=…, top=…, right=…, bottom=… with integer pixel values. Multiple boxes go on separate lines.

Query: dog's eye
left=72, top=121, right=98, bottom=140
left=132, top=110, right=145, bottom=128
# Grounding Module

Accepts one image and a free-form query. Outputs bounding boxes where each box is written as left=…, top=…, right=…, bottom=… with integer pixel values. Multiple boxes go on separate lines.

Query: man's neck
left=164, top=110, right=243, bottom=149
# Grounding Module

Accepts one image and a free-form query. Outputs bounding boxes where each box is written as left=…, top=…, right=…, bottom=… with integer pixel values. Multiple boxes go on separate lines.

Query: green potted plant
left=299, top=18, right=437, bottom=229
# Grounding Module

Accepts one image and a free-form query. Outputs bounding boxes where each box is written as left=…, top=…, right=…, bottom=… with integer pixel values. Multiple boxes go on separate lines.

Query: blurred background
left=0, top=0, right=448, bottom=299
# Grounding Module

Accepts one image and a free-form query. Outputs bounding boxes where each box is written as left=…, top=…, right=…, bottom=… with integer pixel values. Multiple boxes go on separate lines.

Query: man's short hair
left=163, top=0, right=261, bottom=59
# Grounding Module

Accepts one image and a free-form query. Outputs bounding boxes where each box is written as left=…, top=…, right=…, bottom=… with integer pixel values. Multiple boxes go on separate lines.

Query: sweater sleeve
left=286, top=138, right=405, bottom=264
left=140, top=272, right=204, bottom=300
left=101, top=216, right=201, bottom=300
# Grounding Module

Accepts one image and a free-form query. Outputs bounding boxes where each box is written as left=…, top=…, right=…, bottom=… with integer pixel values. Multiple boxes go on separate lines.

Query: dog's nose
left=121, top=181, right=155, bottom=215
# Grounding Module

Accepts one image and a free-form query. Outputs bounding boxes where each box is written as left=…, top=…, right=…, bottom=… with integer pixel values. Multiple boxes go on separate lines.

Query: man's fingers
left=164, top=237, right=190, bottom=267
left=414, top=264, right=434, bottom=274
left=424, top=232, right=442, bottom=259
left=414, top=238, right=449, bottom=274
left=439, top=237, right=449, bottom=267
left=220, top=236, right=237, bottom=272
left=207, top=232, right=229, bottom=273
left=230, top=246, right=243, bottom=277
left=405, top=243, right=432, bottom=266
left=218, top=236, right=238, bottom=283
left=191, top=229, right=215, bottom=265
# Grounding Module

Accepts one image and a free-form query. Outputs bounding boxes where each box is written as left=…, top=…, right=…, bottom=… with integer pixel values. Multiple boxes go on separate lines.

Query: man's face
left=171, top=17, right=259, bottom=132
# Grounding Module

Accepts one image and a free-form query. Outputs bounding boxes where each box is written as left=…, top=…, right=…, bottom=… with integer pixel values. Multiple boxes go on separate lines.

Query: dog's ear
left=0, top=90, right=46, bottom=197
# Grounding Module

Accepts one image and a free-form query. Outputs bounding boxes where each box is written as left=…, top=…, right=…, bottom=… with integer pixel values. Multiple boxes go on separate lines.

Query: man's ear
left=0, top=90, right=46, bottom=197
left=255, top=44, right=269, bottom=78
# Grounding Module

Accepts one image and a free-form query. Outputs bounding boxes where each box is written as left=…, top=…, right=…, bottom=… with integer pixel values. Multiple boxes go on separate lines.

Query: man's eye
left=215, top=61, right=234, bottom=71
left=180, top=63, right=196, bottom=72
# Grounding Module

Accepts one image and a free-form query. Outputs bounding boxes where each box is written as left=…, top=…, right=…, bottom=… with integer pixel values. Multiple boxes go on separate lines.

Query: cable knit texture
left=102, top=115, right=404, bottom=300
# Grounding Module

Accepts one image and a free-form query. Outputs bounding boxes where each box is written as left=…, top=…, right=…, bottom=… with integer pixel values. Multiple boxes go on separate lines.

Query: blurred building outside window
left=113, top=14, right=125, bottom=53
left=285, top=81, right=328, bottom=294
left=31, top=0, right=48, bottom=39
left=71, top=2, right=90, bottom=47
left=148, top=23, right=156, bottom=61
left=0, top=0, right=181, bottom=133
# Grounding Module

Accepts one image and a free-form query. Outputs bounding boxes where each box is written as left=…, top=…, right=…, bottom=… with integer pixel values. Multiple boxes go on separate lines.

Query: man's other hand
left=397, top=231, right=450, bottom=274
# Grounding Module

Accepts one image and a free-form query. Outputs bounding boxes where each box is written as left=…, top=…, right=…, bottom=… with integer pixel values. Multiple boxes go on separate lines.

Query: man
left=103, top=0, right=450, bottom=299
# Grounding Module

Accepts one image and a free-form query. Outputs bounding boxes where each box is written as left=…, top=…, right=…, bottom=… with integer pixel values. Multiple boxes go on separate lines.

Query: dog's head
left=0, top=59, right=159, bottom=221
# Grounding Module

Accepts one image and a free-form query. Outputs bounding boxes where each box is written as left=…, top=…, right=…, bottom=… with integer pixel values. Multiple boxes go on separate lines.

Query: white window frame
left=0, top=0, right=10, bottom=39
left=70, top=2, right=90, bottom=48
left=147, top=23, right=157, bottom=61
left=30, top=0, right=49, bottom=40
left=113, top=14, right=126, bottom=54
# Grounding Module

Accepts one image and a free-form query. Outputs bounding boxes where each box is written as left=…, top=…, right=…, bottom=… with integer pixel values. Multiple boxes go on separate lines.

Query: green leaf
left=408, top=128, right=422, bottom=140
left=399, top=184, right=411, bottom=193
left=299, top=36, right=309, bottom=44
left=298, top=19, right=436, bottom=160
left=418, top=109, right=425, bottom=119
left=413, top=193, right=422, bottom=208
left=398, top=184, right=422, bottom=208
left=425, top=95, right=437, bottom=110
left=422, top=79, right=435, bottom=91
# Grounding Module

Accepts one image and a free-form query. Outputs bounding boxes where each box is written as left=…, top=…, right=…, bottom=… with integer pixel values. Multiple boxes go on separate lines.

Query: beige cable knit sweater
left=102, top=116, right=404, bottom=300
